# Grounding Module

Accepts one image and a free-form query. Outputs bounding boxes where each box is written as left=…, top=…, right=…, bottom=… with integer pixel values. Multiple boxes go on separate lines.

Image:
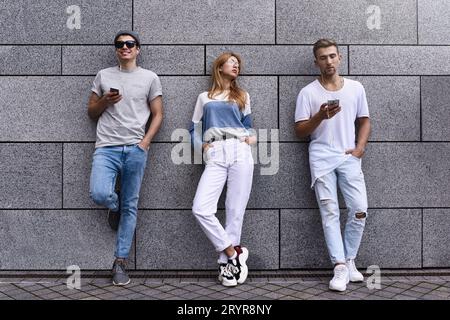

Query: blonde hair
left=208, top=52, right=247, bottom=110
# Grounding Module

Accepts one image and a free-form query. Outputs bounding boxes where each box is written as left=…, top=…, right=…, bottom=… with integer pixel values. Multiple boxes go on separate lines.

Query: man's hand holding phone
left=102, top=88, right=122, bottom=105
left=319, top=99, right=341, bottom=120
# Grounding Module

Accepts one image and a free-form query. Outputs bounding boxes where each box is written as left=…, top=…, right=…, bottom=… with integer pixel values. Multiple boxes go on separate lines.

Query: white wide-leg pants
left=192, top=139, right=254, bottom=264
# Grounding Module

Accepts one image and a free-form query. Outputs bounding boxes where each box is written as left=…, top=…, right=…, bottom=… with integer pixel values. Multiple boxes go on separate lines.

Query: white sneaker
left=218, top=263, right=237, bottom=287
left=233, top=246, right=249, bottom=284
left=329, top=264, right=349, bottom=292
left=346, top=259, right=364, bottom=282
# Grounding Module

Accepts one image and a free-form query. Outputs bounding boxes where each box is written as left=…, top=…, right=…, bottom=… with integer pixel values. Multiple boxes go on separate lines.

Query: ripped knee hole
left=355, top=212, right=366, bottom=219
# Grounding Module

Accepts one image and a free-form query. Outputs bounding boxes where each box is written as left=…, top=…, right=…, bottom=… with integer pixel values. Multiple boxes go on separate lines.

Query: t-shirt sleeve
left=148, top=75, right=163, bottom=102
left=191, top=93, right=204, bottom=123
left=190, top=94, right=205, bottom=149
left=295, top=88, right=311, bottom=122
left=91, top=72, right=102, bottom=97
left=241, top=92, right=253, bottom=132
left=243, top=92, right=251, bottom=116
left=357, top=84, right=370, bottom=118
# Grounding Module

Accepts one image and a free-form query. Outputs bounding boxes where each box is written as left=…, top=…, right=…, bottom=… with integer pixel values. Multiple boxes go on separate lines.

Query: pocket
left=205, top=145, right=214, bottom=159
left=349, top=154, right=362, bottom=170
left=241, top=140, right=252, bottom=156
left=350, top=154, right=361, bottom=160
left=136, top=144, right=148, bottom=153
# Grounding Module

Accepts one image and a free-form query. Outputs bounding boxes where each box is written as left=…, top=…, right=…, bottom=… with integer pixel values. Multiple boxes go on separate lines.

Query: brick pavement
left=0, top=270, right=449, bottom=301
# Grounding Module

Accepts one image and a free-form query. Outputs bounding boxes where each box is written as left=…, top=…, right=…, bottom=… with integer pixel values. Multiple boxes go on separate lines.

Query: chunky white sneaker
left=346, top=259, right=364, bottom=282
left=218, top=263, right=237, bottom=287
left=329, top=264, right=349, bottom=292
left=232, top=246, right=249, bottom=284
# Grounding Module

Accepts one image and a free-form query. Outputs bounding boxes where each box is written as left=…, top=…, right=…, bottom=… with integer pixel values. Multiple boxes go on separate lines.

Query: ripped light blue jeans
left=314, top=156, right=368, bottom=266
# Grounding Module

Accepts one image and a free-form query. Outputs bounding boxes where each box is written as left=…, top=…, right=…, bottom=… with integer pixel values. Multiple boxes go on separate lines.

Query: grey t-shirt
left=91, top=66, right=162, bottom=148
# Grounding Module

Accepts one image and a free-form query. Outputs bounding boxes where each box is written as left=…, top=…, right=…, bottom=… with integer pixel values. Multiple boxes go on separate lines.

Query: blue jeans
left=314, top=156, right=368, bottom=265
left=89, top=144, right=148, bottom=259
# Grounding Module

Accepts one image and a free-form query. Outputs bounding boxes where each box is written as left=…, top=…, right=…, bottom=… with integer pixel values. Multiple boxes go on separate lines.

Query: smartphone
left=110, top=88, right=119, bottom=95
left=327, top=99, right=339, bottom=108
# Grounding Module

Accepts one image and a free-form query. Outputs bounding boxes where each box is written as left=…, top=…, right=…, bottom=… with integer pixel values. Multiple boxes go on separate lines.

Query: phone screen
left=327, top=99, right=339, bottom=108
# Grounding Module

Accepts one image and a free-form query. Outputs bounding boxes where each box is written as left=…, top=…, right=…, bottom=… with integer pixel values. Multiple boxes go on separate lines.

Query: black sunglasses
left=115, top=40, right=137, bottom=49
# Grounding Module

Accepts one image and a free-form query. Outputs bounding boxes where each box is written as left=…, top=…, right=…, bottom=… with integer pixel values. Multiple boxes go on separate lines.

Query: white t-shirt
left=295, top=78, right=369, bottom=188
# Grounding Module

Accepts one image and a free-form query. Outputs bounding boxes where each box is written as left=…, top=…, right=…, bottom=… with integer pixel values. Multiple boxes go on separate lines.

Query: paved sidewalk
left=0, top=269, right=449, bottom=300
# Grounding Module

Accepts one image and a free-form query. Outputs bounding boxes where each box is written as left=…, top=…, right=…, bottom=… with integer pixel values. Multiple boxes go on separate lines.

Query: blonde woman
left=189, top=52, right=256, bottom=287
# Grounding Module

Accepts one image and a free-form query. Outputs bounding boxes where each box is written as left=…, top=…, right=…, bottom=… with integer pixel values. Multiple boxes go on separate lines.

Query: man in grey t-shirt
left=88, top=30, right=163, bottom=286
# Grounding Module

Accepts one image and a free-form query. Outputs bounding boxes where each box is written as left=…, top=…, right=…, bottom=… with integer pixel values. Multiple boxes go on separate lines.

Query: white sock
left=229, top=251, right=237, bottom=260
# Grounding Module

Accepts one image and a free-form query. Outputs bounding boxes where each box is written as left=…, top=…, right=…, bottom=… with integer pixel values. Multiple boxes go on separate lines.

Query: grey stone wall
left=0, top=0, right=448, bottom=270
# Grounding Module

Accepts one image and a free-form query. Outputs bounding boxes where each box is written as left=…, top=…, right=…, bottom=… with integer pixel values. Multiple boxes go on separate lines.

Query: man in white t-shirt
left=87, top=30, right=163, bottom=286
left=294, top=39, right=371, bottom=292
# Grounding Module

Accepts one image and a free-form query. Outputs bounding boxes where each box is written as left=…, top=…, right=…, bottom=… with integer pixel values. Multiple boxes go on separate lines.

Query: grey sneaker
left=112, top=259, right=130, bottom=286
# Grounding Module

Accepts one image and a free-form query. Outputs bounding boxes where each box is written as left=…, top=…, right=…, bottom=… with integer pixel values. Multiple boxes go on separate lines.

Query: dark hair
left=114, top=30, right=141, bottom=48
left=313, top=39, right=339, bottom=58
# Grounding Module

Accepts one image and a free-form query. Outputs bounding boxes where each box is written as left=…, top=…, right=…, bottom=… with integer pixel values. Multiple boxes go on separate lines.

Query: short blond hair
left=313, top=39, right=339, bottom=58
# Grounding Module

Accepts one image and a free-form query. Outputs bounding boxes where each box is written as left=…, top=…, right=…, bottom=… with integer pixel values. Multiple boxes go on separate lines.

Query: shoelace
left=335, top=267, right=348, bottom=280
left=114, top=261, right=126, bottom=273
left=226, top=262, right=239, bottom=275
left=220, top=265, right=234, bottom=277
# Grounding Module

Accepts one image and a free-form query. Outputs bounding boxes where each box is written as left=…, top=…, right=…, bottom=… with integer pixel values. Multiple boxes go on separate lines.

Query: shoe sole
left=221, top=279, right=237, bottom=287
left=113, top=278, right=131, bottom=286
left=329, top=284, right=347, bottom=292
left=237, top=247, right=249, bottom=284
left=219, top=275, right=238, bottom=287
